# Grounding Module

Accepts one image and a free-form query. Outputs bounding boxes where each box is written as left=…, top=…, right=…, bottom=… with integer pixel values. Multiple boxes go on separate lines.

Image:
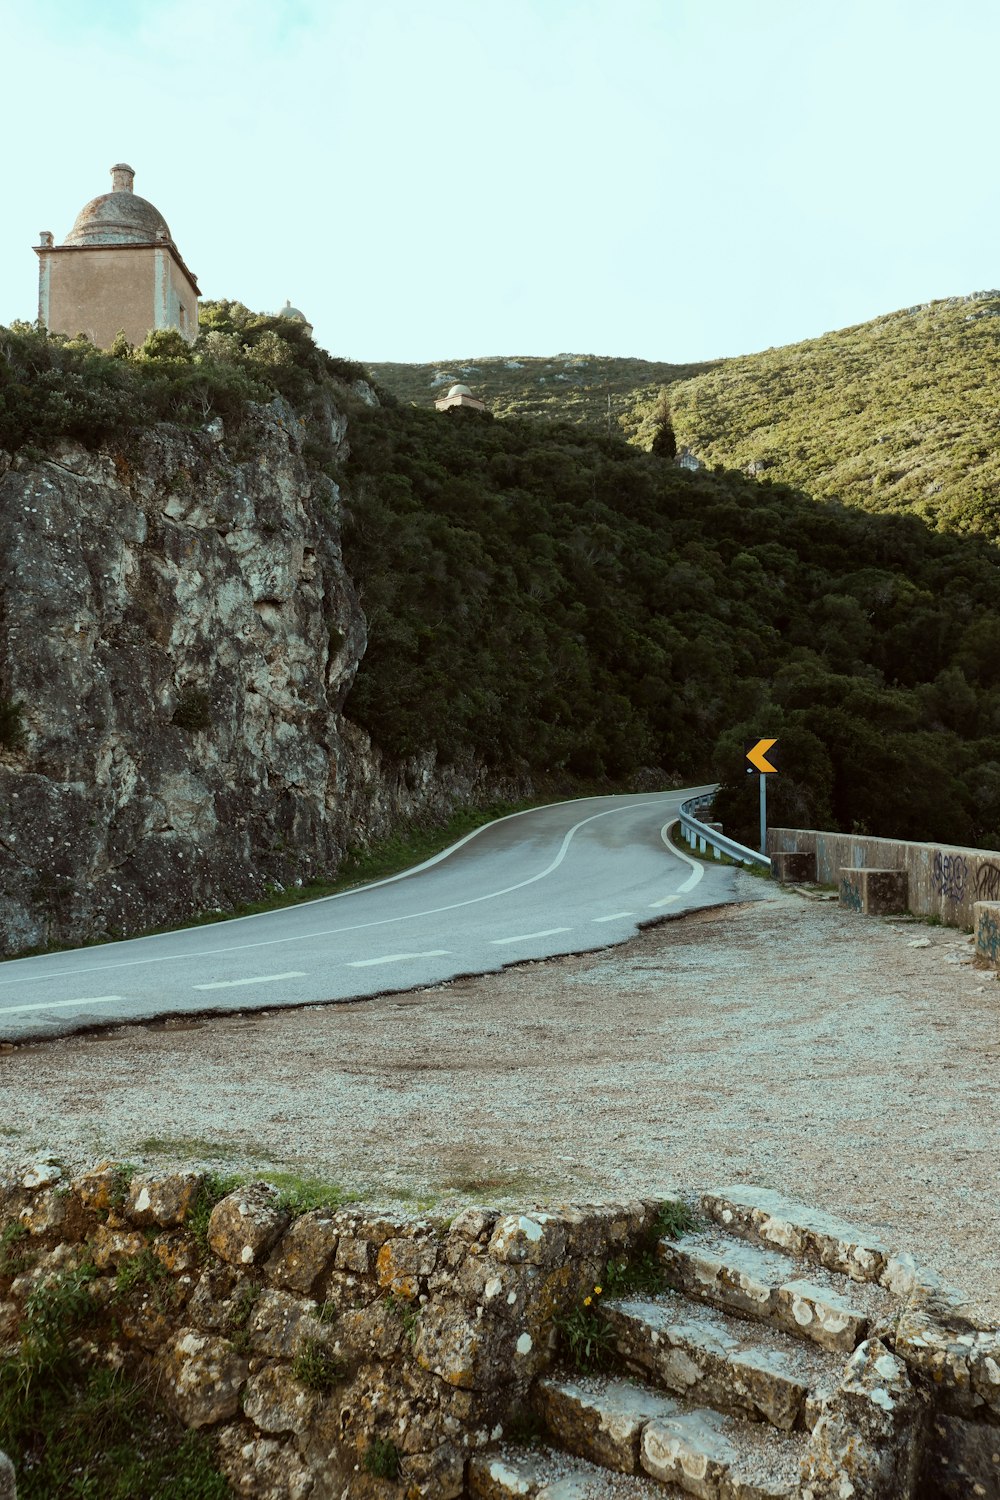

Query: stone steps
left=697, top=1188, right=893, bottom=1287
left=657, top=1229, right=894, bottom=1353
left=603, top=1295, right=844, bottom=1432
left=533, top=1374, right=808, bottom=1498
left=472, top=1187, right=924, bottom=1499
left=467, top=1445, right=682, bottom=1498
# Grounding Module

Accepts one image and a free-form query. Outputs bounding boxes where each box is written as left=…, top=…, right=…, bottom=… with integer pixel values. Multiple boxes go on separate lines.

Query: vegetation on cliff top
left=4, top=308, right=1000, bottom=849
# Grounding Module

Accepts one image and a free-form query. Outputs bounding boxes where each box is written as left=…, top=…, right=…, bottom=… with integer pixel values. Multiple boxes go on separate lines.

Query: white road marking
left=2, top=799, right=683, bottom=988
left=659, top=820, right=705, bottom=894
left=0, top=994, right=123, bottom=1016
left=192, top=971, right=307, bottom=991
left=491, top=928, right=571, bottom=946
left=649, top=894, right=681, bottom=908
left=347, top=951, right=450, bottom=968
left=593, top=912, right=634, bottom=923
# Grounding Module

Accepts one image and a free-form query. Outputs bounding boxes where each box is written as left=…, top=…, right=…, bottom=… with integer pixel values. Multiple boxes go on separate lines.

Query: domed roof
left=63, top=164, right=173, bottom=247
left=277, top=299, right=310, bottom=323
left=447, top=383, right=474, bottom=398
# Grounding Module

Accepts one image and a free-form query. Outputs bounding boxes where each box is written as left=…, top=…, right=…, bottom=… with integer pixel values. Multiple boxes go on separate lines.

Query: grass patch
left=291, top=1336, right=346, bottom=1392
left=265, top=1172, right=356, bottom=1216
left=187, top=1173, right=244, bottom=1260
left=114, top=1249, right=169, bottom=1303
left=0, top=1222, right=32, bottom=1278
left=363, top=1438, right=402, bottom=1480
left=0, top=1359, right=230, bottom=1498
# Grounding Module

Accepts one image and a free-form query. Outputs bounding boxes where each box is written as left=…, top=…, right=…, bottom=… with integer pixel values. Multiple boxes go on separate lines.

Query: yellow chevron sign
left=745, top=737, right=779, bottom=775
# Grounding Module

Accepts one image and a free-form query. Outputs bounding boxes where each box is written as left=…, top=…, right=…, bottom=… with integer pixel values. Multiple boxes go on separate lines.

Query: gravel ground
left=2, top=877, right=997, bottom=1320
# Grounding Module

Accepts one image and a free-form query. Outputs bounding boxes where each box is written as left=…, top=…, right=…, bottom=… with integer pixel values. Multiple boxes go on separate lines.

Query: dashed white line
left=193, top=971, right=307, bottom=991
left=0, top=994, right=123, bottom=1016
left=593, top=912, right=634, bottom=923
left=347, top=951, right=450, bottom=968
left=491, top=928, right=571, bottom=946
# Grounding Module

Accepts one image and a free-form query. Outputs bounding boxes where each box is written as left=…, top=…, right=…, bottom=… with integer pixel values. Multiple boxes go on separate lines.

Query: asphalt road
left=0, top=787, right=736, bottom=1043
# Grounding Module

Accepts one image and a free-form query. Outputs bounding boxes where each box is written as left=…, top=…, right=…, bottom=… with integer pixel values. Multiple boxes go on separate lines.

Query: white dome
left=447, top=383, right=474, bottom=397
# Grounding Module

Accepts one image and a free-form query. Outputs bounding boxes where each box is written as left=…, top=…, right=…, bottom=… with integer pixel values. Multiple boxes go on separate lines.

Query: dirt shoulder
left=2, top=877, right=997, bottom=1320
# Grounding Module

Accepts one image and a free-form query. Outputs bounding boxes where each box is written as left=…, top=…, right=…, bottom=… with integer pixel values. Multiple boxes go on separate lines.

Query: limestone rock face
left=208, top=1184, right=289, bottom=1267
left=0, top=1450, right=14, bottom=1500
left=161, top=1327, right=250, bottom=1427
left=800, top=1338, right=924, bottom=1499
left=0, top=403, right=526, bottom=954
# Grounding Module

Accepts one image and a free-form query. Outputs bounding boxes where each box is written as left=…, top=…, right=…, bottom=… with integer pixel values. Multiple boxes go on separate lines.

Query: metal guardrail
left=677, top=793, right=772, bottom=870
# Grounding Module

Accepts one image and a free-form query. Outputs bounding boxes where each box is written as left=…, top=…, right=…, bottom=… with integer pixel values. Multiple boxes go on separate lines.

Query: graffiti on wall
left=840, top=876, right=863, bottom=913
left=974, top=863, right=1000, bottom=904
left=977, top=910, right=1000, bottom=966
left=931, top=852, right=968, bottom=902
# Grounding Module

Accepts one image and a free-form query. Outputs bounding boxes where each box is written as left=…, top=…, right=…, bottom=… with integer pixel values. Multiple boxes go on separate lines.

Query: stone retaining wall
left=767, top=827, right=1000, bottom=930
left=0, top=1159, right=657, bottom=1499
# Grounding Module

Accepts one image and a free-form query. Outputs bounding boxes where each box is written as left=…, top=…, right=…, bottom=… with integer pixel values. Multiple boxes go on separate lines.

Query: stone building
left=276, top=300, right=313, bottom=337
left=35, top=164, right=200, bottom=349
left=434, top=382, right=487, bottom=413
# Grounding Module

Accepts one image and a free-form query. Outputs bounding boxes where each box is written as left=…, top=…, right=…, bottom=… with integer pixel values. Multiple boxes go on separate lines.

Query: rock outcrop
left=0, top=401, right=521, bottom=954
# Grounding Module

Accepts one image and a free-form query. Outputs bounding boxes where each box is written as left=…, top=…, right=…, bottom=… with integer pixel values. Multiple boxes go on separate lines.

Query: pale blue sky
left=2, top=0, right=997, bottom=364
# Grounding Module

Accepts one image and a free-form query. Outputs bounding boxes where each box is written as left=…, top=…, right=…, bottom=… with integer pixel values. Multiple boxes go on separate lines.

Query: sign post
left=744, top=738, right=779, bottom=855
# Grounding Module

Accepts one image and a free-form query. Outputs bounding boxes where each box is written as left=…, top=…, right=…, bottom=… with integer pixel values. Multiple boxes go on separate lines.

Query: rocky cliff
left=0, top=398, right=513, bottom=956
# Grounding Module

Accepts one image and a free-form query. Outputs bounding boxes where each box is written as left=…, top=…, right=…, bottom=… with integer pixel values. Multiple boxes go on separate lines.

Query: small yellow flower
left=583, top=1296, right=592, bottom=1306
left=594, top=1286, right=602, bottom=1295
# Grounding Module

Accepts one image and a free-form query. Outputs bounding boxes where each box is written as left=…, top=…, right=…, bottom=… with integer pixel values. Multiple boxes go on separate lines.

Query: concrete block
left=973, top=902, right=1000, bottom=969
left=771, top=850, right=816, bottom=884
left=839, top=868, right=909, bottom=916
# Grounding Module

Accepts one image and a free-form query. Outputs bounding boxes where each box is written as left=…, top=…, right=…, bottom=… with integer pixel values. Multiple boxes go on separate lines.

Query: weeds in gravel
left=363, top=1438, right=402, bottom=1479
left=553, top=1283, right=615, bottom=1372
left=603, top=1248, right=665, bottom=1299
left=654, top=1200, right=699, bottom=1240
left=266, top=1171, right=355, bottom=1215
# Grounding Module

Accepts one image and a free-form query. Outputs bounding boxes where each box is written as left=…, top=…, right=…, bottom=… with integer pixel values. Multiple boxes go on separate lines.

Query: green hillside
left=368, top=353, right=715, bottom=428
left=374, top=293, right=1000, bottom=546
left=663, top=291, right=1000, bottom=542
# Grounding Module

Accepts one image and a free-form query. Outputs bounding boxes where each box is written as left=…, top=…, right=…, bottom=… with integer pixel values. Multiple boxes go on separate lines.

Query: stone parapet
left=771, top=850, right=817, bottom=884
left=768, top=828, right=1000, bottom=929
left=973, top=901, right=1000, bottom=969
left=838, top=868, right=909, bottom=917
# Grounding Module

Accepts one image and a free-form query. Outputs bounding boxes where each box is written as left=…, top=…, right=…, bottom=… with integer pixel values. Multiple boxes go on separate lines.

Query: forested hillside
left=3, top=310, right=1000, bottom=854
left=374, top=292, right=1000, bottom=549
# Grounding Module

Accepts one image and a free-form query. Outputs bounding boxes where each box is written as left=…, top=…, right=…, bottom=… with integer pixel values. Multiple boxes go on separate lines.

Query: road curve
left=0, top=786, right=735, bottom=1042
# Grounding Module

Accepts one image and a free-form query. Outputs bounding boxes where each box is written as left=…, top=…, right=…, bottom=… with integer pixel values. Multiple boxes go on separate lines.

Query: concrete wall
left=767, top=827, right=1000, bottom=930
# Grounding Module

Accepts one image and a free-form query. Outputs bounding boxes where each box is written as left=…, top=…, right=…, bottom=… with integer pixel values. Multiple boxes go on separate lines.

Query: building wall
left=154, top=248, right=199, bottom=342
left=39, top=245, right=198, bottom=349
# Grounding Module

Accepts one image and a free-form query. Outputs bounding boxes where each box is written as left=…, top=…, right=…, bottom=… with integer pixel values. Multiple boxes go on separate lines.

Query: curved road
left=0, top=787, right=733, bottom=1043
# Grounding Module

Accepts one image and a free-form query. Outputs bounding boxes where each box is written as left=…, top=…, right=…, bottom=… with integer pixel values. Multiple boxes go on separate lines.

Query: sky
left=2, top=0, right=999, bottom=366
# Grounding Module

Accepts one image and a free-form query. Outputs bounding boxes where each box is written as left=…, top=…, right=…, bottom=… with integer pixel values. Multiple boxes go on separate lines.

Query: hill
left=663, top=290, right=1000, bottom=542
left=367, top=353, right=715, bottom=428
left=373, top=293, right=1000, bottom=546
